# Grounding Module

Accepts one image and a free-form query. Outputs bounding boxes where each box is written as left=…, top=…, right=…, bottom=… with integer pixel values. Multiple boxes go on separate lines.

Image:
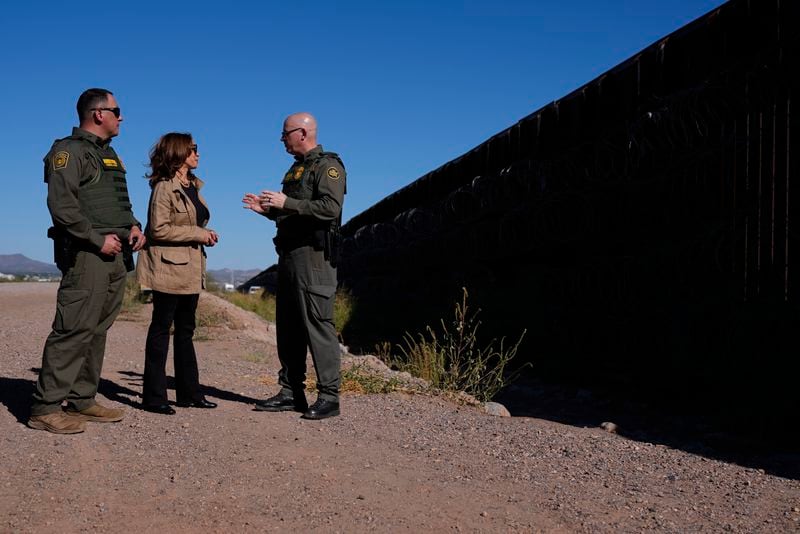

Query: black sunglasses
left=280, top=127, right=303, bottom=139
left=189, top=144, right=198, bottom=153
left=91, top=107, right=121, bottom=118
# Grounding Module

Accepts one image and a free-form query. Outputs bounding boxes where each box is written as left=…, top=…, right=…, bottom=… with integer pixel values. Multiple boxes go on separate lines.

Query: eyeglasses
left=189, top=144, right=198, bottom=153
left=91, top=107, right=121, bottom=118
left=280, top=127, right=303, bottom=140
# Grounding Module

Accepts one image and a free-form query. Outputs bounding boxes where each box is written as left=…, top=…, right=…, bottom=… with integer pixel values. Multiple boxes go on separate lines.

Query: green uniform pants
left=276, top=245, right=340, bottom=402
left=32, top=250, right=127, bottom=415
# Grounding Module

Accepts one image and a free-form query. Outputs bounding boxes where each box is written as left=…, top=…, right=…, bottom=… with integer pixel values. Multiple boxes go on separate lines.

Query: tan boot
left=66, top=402, right=125, bottom=423
left=28, top=412, right=86, bottom=434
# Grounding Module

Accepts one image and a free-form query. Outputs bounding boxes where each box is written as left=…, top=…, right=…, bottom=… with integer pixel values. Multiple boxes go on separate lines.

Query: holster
left=320, top=226, right=341, bottom=268
left=121, top=241, right=135, bottom=272
left=47, top=226, right=78, bottom=273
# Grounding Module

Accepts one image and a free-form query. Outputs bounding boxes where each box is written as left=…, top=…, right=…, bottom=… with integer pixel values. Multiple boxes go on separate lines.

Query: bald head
left=281, top=112, right=319, bottom=156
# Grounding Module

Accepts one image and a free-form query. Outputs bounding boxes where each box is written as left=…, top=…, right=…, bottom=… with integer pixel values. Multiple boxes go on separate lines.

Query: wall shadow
left=495, top=373, right=800, bottom=481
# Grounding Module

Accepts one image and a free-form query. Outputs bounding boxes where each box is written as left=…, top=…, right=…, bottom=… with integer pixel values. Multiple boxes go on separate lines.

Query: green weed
left=388, top=288, right=529, bottom=402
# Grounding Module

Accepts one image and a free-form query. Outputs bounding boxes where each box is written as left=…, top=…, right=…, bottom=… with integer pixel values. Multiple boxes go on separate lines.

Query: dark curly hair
left=146, top=132, right=196, bottom=187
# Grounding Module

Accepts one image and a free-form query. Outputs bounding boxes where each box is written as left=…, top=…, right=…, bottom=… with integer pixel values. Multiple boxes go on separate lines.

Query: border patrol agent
left=28, top=88, right=146, bottom=434
left=243, top=112, right=346, bottom=419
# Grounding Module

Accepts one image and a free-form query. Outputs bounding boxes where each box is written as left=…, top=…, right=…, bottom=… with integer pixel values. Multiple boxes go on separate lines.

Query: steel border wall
left=338, top=0, right=798, bottom=439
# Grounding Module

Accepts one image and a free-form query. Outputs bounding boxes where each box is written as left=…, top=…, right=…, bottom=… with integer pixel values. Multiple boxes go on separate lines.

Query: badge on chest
left=282, top=165, right=305, bottom=183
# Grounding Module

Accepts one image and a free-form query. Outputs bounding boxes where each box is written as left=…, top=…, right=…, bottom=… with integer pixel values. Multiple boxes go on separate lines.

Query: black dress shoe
left=142, top=403, right=176, bottom=415
left=176, top=399, right=217, bottom=409
left=302, top=399, right=340, bottom=420
left=254, top=392, right=307, bottom=412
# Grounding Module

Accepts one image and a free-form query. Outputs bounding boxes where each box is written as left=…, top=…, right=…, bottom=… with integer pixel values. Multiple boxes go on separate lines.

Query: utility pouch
left=47, top=226, right=77, bottom=273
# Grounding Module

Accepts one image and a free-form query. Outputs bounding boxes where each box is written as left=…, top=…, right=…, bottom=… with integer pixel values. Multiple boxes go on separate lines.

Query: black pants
left=142, top=291, right=202, bottom=405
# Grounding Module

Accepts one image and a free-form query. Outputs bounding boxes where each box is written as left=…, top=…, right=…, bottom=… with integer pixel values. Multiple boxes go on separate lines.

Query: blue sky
left=0, top=0, right=724, bottom=270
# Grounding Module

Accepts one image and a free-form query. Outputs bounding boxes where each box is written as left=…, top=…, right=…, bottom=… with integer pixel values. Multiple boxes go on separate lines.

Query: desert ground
left=0, top=282, right=798, bottom=532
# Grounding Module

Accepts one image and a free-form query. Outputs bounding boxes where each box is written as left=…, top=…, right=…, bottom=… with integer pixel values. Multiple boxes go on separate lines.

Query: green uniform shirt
left=44, top=127, right=139, bottom=250
left=269, top=145, right=346, bottom=239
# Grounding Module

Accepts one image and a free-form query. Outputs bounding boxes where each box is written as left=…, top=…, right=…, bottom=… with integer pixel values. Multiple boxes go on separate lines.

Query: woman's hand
left=203, top=229, right=219, bottom=246
left=242, top=192, right=267, bottom=214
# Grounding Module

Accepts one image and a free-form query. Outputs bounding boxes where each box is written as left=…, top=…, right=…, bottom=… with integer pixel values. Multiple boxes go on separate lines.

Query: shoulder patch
left=53, top=151, right=70, bottom=170
left=326, top=167, right=340, bottom=180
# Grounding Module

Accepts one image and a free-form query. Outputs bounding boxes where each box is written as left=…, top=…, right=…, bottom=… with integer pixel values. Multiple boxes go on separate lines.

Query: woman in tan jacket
left=136, top=133, right=219, bottom=414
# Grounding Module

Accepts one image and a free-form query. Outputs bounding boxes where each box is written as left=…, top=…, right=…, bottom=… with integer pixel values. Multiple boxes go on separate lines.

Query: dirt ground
left=1, top=282, right=798, bottom=533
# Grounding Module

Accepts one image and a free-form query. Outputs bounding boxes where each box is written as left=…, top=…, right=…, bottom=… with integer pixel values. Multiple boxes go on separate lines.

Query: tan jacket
left=136, top=176, right=211, bottom=294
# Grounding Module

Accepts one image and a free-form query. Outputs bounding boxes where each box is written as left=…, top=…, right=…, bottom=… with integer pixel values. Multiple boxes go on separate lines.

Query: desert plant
left=393, top=288, right=528, bottom=402
left=341, top=362, right=401, bottom=394
left=221, top=288, right=353, bottom=339
left=333, top=289, right=354, bottom=340
left=120, top=274, right=148, bottom=314
left=224, top=291, right=277, bottom=322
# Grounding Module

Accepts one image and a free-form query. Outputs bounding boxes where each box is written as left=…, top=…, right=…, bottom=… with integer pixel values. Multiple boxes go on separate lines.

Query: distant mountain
left=207, top=268, right=262, bottom=287
left=0, top=254, right=59, bottom=275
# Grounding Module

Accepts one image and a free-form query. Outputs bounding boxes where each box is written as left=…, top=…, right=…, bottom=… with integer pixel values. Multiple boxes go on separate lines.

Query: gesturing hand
left=261, top=190, right=287, bottom=210
left=242, top=192, right=268, bottom=214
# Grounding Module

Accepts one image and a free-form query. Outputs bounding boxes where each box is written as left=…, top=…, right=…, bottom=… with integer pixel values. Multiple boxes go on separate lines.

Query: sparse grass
left=334, top=289, right=354, bottom=339
left=220, top=288, right=353, bottom=340
left=241, top=351, right=269, bottom=364
left=341, top=362, right=402, bottom=394
left=384, top=288, right=529, bottom=402
left=196, top=307, right=227, bottom=328
left=223, top=292, right=277, bottom=322
left=120, top=275, right=148, bottom=316
left=193, top=330, right=212, bottom=342
left=194, top=304, right=229, bottom=341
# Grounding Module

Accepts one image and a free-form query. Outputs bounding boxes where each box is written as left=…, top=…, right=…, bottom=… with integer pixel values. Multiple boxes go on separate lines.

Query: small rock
left=482, top=402, right=510, bottom=417
left=600, top=422, right=618, bottom=433
left=480, top=511, right=488, bottom=517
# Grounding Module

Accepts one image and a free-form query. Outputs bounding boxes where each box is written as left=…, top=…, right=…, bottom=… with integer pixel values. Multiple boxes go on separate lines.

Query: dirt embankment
left=0, top=283, right=798, bottom=532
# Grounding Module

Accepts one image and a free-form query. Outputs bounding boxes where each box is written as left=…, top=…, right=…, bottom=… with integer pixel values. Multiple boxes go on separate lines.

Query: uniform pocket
left=161, top=248, right=190, bottom=265
left=54, top=288, right=90, bottom=332
left=305, top=284, right=335, bottom=322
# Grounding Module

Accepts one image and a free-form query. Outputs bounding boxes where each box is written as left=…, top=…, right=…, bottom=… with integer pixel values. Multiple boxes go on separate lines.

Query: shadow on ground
left=0, top=376, right=34, bottom=423
left=495, top=374, right=800, bottom=481
left=117, top=370, right=261, bottom=406
left=0, top=369, right=261, bottom=425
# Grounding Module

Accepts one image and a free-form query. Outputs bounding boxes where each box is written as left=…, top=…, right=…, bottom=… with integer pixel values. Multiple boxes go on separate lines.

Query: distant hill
left=207, top=268, right=262, bottom=287
left=0, top=254, right=59, bottom=275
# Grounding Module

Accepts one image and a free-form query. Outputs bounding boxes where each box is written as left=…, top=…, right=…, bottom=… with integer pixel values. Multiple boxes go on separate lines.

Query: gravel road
left=1, top=282, right=798, bottom=532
